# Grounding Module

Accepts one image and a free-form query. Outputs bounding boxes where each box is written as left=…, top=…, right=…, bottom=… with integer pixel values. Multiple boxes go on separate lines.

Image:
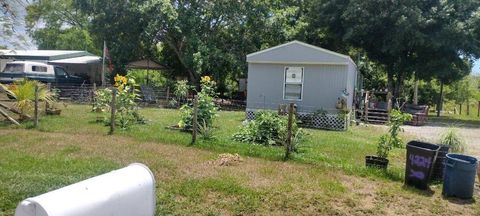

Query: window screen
left=32, top=66, right=47, bottom=72
left=284, top=67, right=304, bottom=100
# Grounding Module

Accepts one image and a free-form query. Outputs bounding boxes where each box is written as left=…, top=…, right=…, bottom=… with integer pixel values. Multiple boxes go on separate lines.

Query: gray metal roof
left=0, top=49, right=96, bottom=61
left=247, top=41, right=356, bottom=66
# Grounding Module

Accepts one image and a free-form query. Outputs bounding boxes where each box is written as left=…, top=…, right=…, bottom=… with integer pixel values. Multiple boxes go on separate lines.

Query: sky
left=473, top=61, right=480, bottom=74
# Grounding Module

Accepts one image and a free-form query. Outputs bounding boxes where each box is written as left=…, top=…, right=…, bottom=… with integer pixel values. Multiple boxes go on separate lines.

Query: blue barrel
left=443, top=154, right=478, bottom=199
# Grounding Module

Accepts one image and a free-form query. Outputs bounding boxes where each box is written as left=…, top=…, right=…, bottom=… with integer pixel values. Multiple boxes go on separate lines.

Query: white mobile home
left=246, top=41, right=358, bottom=130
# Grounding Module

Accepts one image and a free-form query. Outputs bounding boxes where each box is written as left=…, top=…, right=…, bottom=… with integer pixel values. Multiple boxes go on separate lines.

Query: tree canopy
left=307, top=0, right=480, bottom=97
left=18, top=0, right=480, bottom=100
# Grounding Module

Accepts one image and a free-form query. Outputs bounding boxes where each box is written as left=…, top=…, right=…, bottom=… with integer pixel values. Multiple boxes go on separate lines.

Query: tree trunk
left=467, top=99, right=470, bottom=115
left=436, top=81, right=443, bottom=117
left=413, top=80, right=419, bottom=105
left=387, top=72, right=394, bottom=94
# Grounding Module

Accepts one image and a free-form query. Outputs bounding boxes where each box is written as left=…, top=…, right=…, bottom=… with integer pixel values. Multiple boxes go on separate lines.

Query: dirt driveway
left=402, top=121, right=480, bottom=157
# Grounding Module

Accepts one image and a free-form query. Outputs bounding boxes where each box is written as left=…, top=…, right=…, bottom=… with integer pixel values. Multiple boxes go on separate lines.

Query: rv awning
left=48, top=56, right=101, bottom=64
left=126, top=59, right=166, bottom=70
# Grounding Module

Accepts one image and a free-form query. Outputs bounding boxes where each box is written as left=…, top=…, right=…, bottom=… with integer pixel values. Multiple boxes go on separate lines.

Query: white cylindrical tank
left=15, top=163, right=155, bottom=216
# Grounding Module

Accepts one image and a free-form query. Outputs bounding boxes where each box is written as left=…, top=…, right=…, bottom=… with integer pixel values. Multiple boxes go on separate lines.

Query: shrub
left=233, top=111, right=305, bottom=147
left=376, top=109, right=412, bottom=158
left=440, top=127, right=465, bottom=153
left=178, top=76, right=218, bottom=129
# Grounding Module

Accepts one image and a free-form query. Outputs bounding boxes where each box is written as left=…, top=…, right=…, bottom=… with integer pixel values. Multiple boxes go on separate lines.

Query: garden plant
left=233, top=111, right=305, bottom=149
left=366, top=109, right=412, bottom=168
left=178, top=76, right=218, bottom=130
left=440, top=127, right=465, bottom=153
left=92, top=74, right=145, bottom=129
left=0, top=79, right=55, bottom=119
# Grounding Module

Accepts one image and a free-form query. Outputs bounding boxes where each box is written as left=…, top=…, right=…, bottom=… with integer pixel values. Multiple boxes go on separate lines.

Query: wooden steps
left=366, top=109, right=389, bottom=124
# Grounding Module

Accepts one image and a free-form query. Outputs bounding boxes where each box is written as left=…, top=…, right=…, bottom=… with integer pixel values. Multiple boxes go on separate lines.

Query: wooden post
left=34, top=85, right=39, bottom=128
left=364, top=91, right=369, bottom=122
left=477, top=101, right=479, bottom=117
left=467, top=100, right=470, bottom=116
left=45, top=83, right=51, bottom=112
left=92, top=83, right=97, bottom=109
left=166, top=87, right=170, bottom=104
left=436, top=81, right=443, bottom=117
left=413, top=80, right=419, bottom=105
left=459, top=103, right=462, bottom=115
left=284, top=103, right=294, bottom=160
left=109, top=88, right=116, bottom=135
left=191, top=95, right=198, bottom=145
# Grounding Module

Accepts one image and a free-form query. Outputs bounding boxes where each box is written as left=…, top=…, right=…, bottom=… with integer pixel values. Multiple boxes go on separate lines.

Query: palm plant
left=0, top=79, right=55, bottom=119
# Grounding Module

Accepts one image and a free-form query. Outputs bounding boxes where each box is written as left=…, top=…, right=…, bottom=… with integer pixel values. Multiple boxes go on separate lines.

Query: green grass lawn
left=0, top=104, right=478, bottom=215
left=429, top=112, right=480, bottom=128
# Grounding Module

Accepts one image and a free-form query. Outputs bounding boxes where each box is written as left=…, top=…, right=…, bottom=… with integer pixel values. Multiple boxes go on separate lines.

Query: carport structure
left=0, top=50, right=101, bottom=84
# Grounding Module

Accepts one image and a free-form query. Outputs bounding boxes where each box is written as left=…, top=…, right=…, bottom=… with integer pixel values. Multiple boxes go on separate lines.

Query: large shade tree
left=25, top=0, right=98, bottom=54
left=306, top=0, right=480, bottom=98
left=141, top=0, right=304, bottom=85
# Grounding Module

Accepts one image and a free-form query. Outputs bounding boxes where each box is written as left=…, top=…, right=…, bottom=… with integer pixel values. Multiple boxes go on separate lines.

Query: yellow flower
left=114, top=74, right=128, bottom=88
left=178, top=120, right=185, bottom=128
left=114, top=74, right=122, bottom=82
left=201, top=76, right=211, bottom=82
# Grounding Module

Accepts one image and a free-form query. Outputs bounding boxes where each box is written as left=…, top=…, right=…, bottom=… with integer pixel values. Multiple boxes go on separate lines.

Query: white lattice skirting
left=246, top=109, right=349, bottom=131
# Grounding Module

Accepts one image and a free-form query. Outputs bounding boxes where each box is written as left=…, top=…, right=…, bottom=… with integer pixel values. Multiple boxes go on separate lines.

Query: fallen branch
left=0, top=107, right=20, bottom=126
left=0, top=102, right=31, bottom=119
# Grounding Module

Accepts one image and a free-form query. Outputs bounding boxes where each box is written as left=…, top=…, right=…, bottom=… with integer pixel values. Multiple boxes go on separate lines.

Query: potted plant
left=366, top=109, right=412, bottom=169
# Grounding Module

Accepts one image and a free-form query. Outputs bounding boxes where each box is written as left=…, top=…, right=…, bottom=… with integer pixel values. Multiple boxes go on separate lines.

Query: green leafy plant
left=0, top=79, right=55, bottom=119
left=440, top=127, right=465, bottom=153
left=376, top=109, right=412, bottom=158
left=178, top=76, right=218, bottom=129
left=198, top=120, right=216, bottom=140
left=233, top=111, right=305, bottom=147
left=92, top=74, right=145, bottom=129
left=92, top=88, right=112, bottom=112
left=174, top=80, right=191, bottom=104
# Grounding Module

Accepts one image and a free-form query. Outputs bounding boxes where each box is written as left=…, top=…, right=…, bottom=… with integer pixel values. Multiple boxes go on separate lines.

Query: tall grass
left=440, top=127, right=465, bottom=153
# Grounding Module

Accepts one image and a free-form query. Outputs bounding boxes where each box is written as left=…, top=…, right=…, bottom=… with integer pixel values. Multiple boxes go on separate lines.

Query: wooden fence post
left=477, top=101, right=480, bottom=118
left=191, top=95, right=198, bottom=145
left=467, top=101, right=470, bottom=116
left=166, top=87, right=170, bottom=104
left=92, top=83, right=97, bottom=109
left=34, top=85, right=39, bottom=128
left=459, top=104, right=462, bottom=115
left=45, top=83, right=51, bottom=112
left=284, top=103, right=294, bottom=160
left=109, top=88, right=116, bottom=135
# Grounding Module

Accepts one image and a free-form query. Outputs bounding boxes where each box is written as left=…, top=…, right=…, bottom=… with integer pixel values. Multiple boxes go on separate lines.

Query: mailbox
left=15, top=163, right=155, bottom=216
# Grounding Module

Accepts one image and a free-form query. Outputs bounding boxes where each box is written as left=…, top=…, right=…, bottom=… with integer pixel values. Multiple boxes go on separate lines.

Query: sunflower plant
left=178, top=76, right=218, bottom=130
left=92, top=74, right=145, bottom=129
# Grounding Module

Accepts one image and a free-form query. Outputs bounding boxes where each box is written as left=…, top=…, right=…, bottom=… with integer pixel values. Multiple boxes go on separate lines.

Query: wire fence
left=50, top=84, right=248, bottom=111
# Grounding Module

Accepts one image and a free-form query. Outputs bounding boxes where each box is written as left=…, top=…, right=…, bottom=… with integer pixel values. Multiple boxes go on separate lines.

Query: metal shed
left=246, top=41, right=358, bottom=130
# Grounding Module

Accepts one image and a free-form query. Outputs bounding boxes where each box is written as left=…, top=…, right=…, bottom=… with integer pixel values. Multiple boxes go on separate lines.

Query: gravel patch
left=402, top=123, right=480, bottom=157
